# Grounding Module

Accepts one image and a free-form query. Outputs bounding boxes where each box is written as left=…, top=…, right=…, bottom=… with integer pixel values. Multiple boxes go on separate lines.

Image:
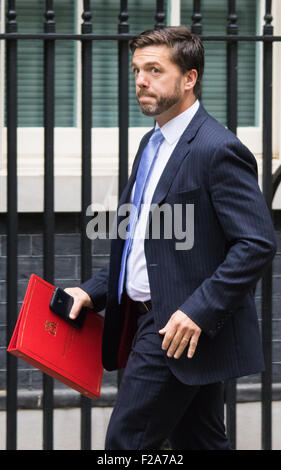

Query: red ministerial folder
left=7, top=274, right=104, bottom=399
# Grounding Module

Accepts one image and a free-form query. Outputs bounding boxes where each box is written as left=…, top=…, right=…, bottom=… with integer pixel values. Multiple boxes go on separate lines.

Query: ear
left=184, top=69, right=198, bottom=92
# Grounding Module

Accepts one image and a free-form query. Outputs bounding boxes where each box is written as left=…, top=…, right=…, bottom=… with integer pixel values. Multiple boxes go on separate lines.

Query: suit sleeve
left=179, top=139, right=277, bottom=338
left=79, top=263, right=109, bottom=312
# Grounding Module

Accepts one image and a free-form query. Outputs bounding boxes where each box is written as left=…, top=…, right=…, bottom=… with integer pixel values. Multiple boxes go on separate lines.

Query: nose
left=135, top=71, right=149, bottom=88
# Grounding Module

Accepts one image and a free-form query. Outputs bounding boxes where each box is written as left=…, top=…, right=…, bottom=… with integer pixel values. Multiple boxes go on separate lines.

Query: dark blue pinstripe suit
left=81, top=104, right=276, bottom=449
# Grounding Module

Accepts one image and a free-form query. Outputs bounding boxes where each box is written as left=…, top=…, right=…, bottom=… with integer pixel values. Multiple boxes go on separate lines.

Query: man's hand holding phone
left=64, top=287, right=94, bottom=320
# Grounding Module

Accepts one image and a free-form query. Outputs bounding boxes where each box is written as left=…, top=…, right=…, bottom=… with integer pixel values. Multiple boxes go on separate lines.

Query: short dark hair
left=130, top=26, right=204, bottom=98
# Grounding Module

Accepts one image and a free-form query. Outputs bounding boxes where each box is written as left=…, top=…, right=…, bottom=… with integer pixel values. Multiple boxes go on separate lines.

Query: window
left=4, top=0, right=165, bottom=129
left=7, top=0, right=76, bottom=127
left=4, top=0, right=258, bottom=129
left=181, top=0, right=258, bottom=127
left=90, top=0, right=161, bottom=128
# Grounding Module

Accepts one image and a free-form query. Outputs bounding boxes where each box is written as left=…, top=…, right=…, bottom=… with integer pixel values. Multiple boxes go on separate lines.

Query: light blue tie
left=118, top=128, right=164, bottom=303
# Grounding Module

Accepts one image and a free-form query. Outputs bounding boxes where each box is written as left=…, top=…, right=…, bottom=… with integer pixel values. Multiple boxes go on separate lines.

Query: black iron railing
left=2, top=0, right=279, bottom=451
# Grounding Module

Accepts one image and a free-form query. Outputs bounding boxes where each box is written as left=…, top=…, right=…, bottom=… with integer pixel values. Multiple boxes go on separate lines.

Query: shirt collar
left=155, top=99, right=200, bottom=145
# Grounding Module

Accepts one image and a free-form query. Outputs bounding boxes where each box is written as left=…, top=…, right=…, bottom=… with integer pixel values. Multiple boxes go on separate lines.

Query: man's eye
left=152, top=68, right=160, bottom=73
left=133, top=68, right=139, bottom=74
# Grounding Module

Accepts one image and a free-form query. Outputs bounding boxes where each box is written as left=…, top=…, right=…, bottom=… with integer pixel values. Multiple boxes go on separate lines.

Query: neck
left=156, top=94, right=197, bottom=127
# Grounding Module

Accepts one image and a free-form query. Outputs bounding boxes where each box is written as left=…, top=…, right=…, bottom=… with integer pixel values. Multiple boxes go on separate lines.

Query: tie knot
left=150, top=128, right=164, bottom=146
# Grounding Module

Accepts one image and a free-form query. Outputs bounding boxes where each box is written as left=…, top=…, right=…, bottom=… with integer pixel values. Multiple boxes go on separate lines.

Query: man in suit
left=65, top=26, right=276, bottom=450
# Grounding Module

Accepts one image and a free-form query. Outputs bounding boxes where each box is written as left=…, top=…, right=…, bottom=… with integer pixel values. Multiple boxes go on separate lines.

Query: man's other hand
left=64, top=287, right=94, bottom=320
left=159, top=310, right=201, bottom=359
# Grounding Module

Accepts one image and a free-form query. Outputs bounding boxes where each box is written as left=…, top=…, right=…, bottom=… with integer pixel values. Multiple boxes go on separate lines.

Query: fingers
left=159, top=321, right=177, bottom=352
left=64, top=287, right=93, bottom=320
left=187, top=333, right=200, bottom=359
left=167, top=331, right=190, bottom=359
left=68, top=297, right=83, bottom=320
left=172, top=335, right=191, bottom=359
left=159, top=310, right=201, bottom=360
left=166, top=332, right=199, bottom=360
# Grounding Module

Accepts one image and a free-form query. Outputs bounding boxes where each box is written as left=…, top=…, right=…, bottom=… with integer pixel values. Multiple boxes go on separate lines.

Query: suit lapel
left=119, top=104, right=208, bottom=210
left=114, top=105, right=208, bottom=247
left=150, top=105, right=208, bottom=213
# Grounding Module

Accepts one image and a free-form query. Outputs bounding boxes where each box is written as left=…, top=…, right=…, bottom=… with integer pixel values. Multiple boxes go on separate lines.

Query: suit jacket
left=81, top=104, right=277, bottom=385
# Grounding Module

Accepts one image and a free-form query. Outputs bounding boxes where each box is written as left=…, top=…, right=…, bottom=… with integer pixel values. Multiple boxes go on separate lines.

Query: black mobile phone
left=49, top=287, right=86, bottom=329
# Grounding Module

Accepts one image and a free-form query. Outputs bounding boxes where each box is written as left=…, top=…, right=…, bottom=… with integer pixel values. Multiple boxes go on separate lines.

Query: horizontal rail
left=0, top=33, right=281, bottom=41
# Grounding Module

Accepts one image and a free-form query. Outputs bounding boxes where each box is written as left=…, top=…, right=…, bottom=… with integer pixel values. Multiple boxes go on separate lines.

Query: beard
left=137, top=79, right=182, bottom=117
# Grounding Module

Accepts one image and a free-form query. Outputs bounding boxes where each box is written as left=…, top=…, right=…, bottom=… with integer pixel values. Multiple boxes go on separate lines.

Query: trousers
left=105, top=308, right=231, bottom=450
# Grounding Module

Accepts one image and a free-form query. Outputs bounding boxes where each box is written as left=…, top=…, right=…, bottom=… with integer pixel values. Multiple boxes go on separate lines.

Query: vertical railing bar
left=191, top=1, right=202, bottom=103
left=153, top=0, right=166, bottom=174
left=42, top=0, right=56, bottom=450
left=117, top=0, right=129, bottom=390
left=191, top=0, right=202, bottom=35
left=5, top=0, right=18, bottom=451
left=225, top=0, right=238, bottom=450
left=80, top=0, right=93, bottom=450
left=118, top=0, right=129, bottom=199
left=155, top=0, right=166, bottom=29
left=262, top=0, right=273, bottom=451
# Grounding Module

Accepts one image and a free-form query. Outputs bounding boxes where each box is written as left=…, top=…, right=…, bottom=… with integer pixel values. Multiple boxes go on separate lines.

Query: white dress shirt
left=125, top=100, right=200, bottom=301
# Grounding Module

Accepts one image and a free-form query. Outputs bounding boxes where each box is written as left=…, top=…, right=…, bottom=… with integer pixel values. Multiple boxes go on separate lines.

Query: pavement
left=0, top=402, right=280, bottom=450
